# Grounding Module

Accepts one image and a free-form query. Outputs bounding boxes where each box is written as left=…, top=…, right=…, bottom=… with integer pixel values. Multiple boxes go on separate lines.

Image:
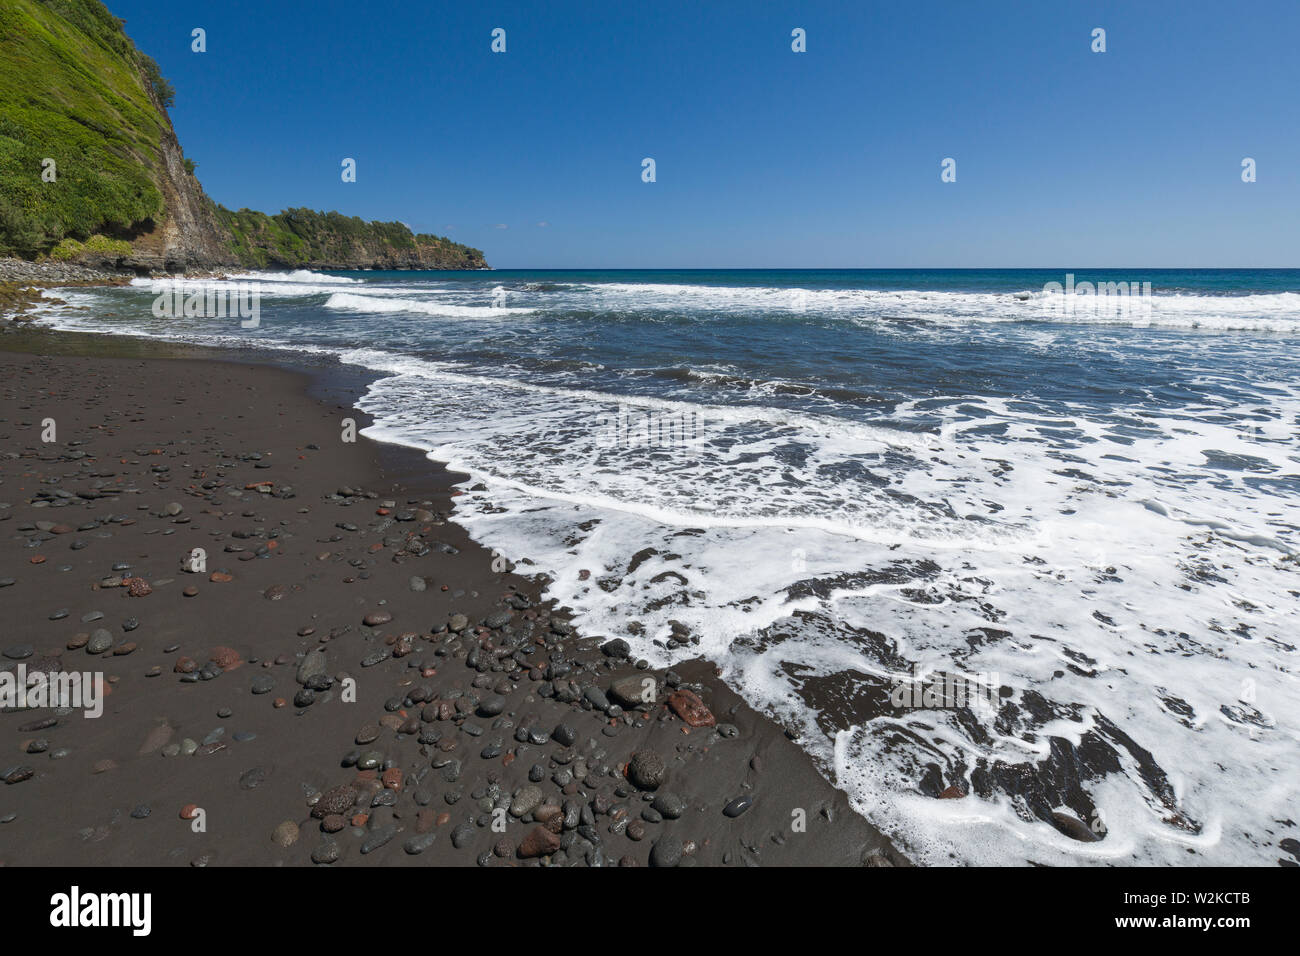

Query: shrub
left=47, top=237, right=84, bottom=260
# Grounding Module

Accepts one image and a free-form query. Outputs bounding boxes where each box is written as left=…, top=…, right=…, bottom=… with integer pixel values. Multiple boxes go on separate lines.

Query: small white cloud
left=494, top=223, right=508, bottom=230
left=536, top=221, right=550, bottom=228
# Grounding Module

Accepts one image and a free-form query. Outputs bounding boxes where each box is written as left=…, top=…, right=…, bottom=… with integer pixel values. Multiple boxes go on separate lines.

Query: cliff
left=218, top=207, right=487, bottom=271
left=0, top=0, right=486, bottom=273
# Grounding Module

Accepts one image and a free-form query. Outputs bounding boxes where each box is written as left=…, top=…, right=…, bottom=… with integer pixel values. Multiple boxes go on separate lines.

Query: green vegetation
left=0, top=0, right=172, bottom=256
left=0, top=0, right=489, bottom=269
left=44, top=232, right=132, bottom=260
left=217, top=206, right=487, bottom=270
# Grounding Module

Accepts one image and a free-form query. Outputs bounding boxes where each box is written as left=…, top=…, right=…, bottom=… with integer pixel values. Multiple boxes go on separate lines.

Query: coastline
left=0, top=323, right=907, bottom=867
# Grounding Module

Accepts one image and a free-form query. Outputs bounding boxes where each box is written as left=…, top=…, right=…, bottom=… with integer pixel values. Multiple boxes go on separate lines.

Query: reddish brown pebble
left=183, top=586, right=198, bottom=597
left=209, top=571, right=233, bottom=583
left=381, top=768, right=403, bottom=791
left=321, top=814, right=346, bottom=833
left=209, top=646, right=242, bottom=670
left=667, top=688, right=716, bottom=727
left=938, top=785, right=967, bottom=799
left=124, top=577, right=152, bottom=597
left=180, top=804, right=199, bottom=819
left=517, top=825, right=561, bottom=858
left=174, top=657, right=197, bottom=674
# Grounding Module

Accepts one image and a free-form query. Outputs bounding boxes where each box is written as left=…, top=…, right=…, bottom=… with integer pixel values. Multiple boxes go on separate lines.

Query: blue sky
left=110, top=0, right=1299, bottom=268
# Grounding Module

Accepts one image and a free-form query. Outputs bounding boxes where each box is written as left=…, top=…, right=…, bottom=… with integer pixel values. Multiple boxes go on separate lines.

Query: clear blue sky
left=109, top=0, right=1299, bottom=268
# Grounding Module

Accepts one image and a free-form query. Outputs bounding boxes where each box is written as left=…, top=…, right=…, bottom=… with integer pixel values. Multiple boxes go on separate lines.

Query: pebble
left=627, top=750, right=666, bottom=790
left=250, top=674, right=275, bottom=694
left=649, top=835, right=683, bottom=867
left=518, top=825, right=561, bottom=858
left=450, top=823, right=475, bottom=848
left=311, top=841, right=340, bottom=864
left=271, top=821, right=299, bottom=847
left=510, top=784, right=543, bottom=818
left=652, top=791, right=686, bottom=819
left=86, top=629, right=113, bottom=654
left=239, top=767, right=269, bottom=790
left=723, top=795, right=753, bottom=818
left=403, top=832, right=436, bottom=855
left=360, top=824, right=398, bottom=854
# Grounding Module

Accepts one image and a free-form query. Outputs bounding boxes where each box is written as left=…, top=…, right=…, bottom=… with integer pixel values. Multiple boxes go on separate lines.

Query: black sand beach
left=0, top=328, right=906, bottom=867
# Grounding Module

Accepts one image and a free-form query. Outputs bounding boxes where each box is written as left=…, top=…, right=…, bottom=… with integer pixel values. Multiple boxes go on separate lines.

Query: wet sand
left=0, top=330, right=906, bottom=867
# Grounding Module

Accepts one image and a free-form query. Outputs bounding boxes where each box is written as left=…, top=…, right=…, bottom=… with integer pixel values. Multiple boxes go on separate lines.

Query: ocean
left=37, top=267, right=1300, bottom=865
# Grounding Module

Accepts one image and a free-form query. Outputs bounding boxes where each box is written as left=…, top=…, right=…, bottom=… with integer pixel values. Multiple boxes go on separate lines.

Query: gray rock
left=627, top=750, right=666, bottom=790
left=609, top=675, right=654, bottom=708
left=723, top=795, right=753, bottom=818
left=311, top=841, right=340, bottom=864
left=652, top=791, right=686, bottom=819
left=86, top=629, right=113, bottom=654
left=296, top=649, right=327, bottom=685
left=360, top=824, right=398, bottom=854
left=510, top=785, right=543, bottom=818
left=649, top=835, right=683, bottom=867
left=403, top=832, right=436, bottom=854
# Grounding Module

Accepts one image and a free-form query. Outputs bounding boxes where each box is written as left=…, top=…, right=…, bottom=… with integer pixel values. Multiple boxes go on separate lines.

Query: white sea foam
left=568, top=282, right=1300, bottom=331
left=227, top=269, right=360, bottom=284
left=324, top=292, right=534, bottom=317
left=349, top=362, right=1300, bottom=866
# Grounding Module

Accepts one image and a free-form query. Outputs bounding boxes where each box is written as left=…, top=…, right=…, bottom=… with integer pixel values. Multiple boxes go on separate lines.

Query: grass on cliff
left=0, top=0, right=171, bottom=256
left=218, top=206, right=487, bottom=270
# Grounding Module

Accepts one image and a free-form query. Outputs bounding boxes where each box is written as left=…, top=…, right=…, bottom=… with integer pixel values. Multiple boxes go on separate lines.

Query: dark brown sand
left=0, top=332, right=906, bottom=867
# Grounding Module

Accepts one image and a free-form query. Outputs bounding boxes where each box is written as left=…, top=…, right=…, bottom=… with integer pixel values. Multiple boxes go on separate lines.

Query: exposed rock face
left=90, top=80, right=237, bottom=275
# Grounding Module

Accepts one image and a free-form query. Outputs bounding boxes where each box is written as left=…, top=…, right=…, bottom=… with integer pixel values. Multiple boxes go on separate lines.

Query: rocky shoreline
left=0, top=256, right=130, bottom=286
left=0, top=337, right=906, bottom=867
